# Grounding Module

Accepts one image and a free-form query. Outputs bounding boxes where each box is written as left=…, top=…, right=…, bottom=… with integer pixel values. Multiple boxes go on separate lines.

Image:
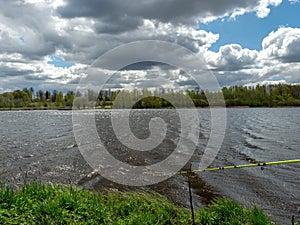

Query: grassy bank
left=0, top=183, right=272, bottom=225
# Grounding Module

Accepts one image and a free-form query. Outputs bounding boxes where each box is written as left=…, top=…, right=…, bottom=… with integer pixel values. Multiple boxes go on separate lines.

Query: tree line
left=221, top=84, right=300, bottom=107
left=1, top=84, right=300, bottom=109
left=0, top=88, right=75, bottom=109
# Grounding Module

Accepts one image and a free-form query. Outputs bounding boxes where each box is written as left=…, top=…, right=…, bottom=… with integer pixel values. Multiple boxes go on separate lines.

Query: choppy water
left=198, top=108, right=300, bottom=225
left=0, top=108, right=299, bottom=224
left=0, top=110, right=89, bottom=184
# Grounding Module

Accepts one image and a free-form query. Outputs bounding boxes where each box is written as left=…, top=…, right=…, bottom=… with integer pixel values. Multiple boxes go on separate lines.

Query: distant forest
left=1, top=84, right=300, bottom=109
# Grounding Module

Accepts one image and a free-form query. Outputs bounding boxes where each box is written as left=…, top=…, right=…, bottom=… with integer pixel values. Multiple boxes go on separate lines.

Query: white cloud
left=255, top=0, right=282, bottom=18
left=261, top=27, right=300, bottom=63
left=257, top=62, right=300, bottom=83
left=127, top=20, right=220, bottom=51
left=0, top=52, right=87, bottom=92
left=203, top=27, right=300, bottom=87
left=206, top=44, right=258, bottom=71
left=229, top=0, right=282, bottom=20
left=244, top=80, right=288, bottom=87
left=289, top=0, right=300, bottom=4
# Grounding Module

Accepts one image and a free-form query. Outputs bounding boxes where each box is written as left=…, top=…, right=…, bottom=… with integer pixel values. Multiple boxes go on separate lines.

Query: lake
left=0, top=108, right=299, bottom=224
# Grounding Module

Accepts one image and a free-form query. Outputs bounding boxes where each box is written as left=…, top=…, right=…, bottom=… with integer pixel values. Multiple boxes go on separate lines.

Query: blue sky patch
left=47, top=55, right=75, bottom=68
left=19, top=36, right=25, bottom=43
left=199, top=0, right=300, bottom=52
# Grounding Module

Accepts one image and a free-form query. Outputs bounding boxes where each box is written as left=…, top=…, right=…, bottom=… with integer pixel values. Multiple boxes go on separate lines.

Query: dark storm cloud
left=121, top=62, right=172, bottom=71
left=0, top=66, right=35, bottom=77
left=58, top=0, right=258, bottom=25
left=214, top=71, right=259, bottom=87
left=176, top=79, right=198, bottom=87
left=93, top=16, right=143, bottom=34
left=0, top=1, right=71, bottom=59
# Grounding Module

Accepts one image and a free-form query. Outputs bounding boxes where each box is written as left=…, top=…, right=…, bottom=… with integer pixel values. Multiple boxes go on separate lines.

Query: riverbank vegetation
left=0, top=182, right=272, bottom=224
left=1, top=84, right=300, bottom=109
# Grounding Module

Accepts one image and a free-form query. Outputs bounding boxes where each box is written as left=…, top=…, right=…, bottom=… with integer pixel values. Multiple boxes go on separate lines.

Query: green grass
left=0, top=183, right=273, bottom=225
left=197, top=198, right=272, bottom=225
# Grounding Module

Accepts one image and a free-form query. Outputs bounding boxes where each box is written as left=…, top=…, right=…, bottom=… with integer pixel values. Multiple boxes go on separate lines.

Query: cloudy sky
left=0, top=0, right=300, bottom=93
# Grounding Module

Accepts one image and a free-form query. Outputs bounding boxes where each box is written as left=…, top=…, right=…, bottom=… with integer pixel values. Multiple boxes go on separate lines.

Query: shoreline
left=1, top=105, right=300, bottom=111
left=77, top=158, right=222, bottom=208
left=77, top=171, right=222, bottom=208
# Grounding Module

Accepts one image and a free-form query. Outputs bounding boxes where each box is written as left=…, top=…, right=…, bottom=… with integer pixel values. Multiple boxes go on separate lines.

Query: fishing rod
left=178, top=159, right=300, bottom=175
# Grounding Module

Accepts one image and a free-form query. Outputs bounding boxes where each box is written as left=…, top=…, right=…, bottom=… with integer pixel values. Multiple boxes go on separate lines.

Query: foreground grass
left=0, top=183, right=272, bottom=225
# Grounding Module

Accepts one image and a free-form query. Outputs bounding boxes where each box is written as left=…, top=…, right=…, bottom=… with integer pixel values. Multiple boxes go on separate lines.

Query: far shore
left=2, top=105, right=300, bottom=111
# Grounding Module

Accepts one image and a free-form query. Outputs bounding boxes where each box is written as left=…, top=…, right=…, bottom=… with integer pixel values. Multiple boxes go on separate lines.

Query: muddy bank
left=78, top=170, right=221, bottom=209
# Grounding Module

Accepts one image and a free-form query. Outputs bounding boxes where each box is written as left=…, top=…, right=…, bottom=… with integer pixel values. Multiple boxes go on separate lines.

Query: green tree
left=64, top=91, right=75, bottom=107
left=55, top=91, right=64, bottom=106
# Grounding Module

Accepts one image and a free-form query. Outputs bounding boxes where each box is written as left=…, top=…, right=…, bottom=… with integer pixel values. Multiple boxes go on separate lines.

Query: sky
left=0, top=0, right=300, bottom=93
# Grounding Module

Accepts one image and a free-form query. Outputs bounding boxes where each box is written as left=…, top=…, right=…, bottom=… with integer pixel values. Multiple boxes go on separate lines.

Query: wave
left=242, top=128, right=264, bottom=140
left=244, top=139, right=264, bottom=151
